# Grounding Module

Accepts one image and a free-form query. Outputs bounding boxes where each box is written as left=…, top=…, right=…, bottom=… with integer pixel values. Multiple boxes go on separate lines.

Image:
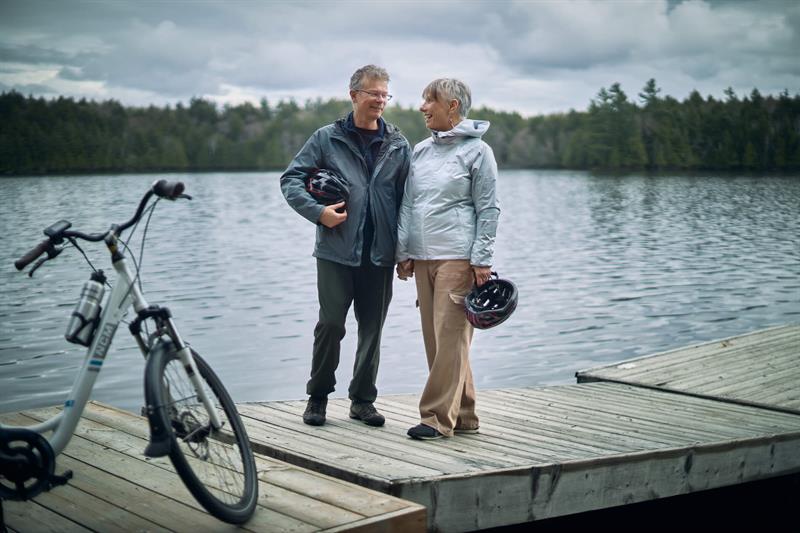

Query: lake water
left=1, top=171, right=798, bottom=414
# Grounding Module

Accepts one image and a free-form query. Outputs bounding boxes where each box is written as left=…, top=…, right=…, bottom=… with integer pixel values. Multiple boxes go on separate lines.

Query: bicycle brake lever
left=28, top=256, right=47, bottom=277
left=28, top=246, right=64, bottom=277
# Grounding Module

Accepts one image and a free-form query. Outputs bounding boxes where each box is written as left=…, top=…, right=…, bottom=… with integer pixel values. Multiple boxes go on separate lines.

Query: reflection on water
left=1, top=171, right=798, bottom=413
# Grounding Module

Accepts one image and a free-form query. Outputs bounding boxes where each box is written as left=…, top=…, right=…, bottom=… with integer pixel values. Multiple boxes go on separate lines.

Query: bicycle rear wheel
left=144, top=341, right=258, bottom=524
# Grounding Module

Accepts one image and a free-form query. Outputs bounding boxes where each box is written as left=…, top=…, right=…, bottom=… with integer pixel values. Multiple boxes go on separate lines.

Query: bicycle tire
left=144, top=340, right=258, bottom=524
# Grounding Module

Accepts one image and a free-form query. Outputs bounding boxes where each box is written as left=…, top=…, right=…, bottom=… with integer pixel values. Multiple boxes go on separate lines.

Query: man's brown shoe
left=349, top=402, right=385, bottom=427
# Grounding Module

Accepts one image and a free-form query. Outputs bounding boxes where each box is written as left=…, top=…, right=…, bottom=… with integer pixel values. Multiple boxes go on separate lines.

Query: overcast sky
left=1, top=0, right=798, bottom=117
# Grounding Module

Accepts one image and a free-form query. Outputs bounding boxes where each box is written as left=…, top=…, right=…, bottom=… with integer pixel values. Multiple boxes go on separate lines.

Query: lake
left=1, top=170, right=798, bottom=414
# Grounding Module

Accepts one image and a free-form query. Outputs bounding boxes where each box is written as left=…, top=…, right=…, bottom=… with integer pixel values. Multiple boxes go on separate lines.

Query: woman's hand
left=472, top=265, right=492, bottom=286
left=397, top=259, right=414, bottom=280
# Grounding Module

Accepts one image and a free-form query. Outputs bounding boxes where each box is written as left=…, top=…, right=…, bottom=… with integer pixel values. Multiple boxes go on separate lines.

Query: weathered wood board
left=1, top=402, right=426, bottom=533
left=240, top=381, right=800, bottom=531
left=576, top=324, right=800, bottom=414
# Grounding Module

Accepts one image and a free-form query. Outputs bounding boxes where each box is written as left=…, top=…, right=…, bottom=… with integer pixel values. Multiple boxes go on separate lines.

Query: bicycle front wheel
left=144, top=341, right=258, bottom=524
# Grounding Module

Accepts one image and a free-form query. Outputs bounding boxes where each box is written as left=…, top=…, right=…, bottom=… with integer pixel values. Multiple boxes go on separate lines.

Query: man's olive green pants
left=306, top=258, right=393, bottom=403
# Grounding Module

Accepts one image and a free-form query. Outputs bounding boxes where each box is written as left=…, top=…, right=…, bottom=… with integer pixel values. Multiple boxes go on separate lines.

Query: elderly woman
left=396, top=78, right=500, bottom=440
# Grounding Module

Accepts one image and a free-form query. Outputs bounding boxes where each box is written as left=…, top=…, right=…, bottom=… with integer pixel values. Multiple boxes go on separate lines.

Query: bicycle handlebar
left=153, top=180, right=185, bottom=200
left=14, top=239, right=52, bottom=271
left=14, top=179, right=189, bottom=272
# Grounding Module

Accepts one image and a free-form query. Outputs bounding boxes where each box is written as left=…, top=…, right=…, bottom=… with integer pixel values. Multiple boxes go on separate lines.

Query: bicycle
left=0, top=180, right=258, bottom=525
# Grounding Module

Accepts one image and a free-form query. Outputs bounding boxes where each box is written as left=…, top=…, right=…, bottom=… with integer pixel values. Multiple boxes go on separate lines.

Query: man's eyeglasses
left=355, top=89, right=393, bottom=101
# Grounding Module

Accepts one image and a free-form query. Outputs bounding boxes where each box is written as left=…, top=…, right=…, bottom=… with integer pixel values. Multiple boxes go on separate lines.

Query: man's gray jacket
left=280, top=117, right=411, bottom=267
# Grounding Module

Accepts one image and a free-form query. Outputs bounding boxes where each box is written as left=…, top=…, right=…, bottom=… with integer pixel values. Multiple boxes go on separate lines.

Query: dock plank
left=260, top=399, right=588, bottom=467
left=0, top=403, right=425, bottom=533
left=576, top=324, right=800, bottom=414
left=239, top=402, right=516, bottom=471
left=5, top=410, right=331, bottom=532
left=374, top=394, right=635, bottom=455
left=241, top=381, right=800, bottom=531
left=3, top=499, right=91, bottom=533
left=76, top=403, right=422, bottom=526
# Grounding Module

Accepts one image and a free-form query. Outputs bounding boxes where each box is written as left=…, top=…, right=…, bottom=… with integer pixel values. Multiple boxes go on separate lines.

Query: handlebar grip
left=15, top=239, right=51, bottom=271
left=153, top=180, right=185, bottom=200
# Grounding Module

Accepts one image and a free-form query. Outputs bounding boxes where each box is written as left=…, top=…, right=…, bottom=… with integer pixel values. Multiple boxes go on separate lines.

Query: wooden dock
left=235, top=324, right=800, bottom=532
left=3, top=324, right=798, bottom=532
left=576, top=323, right=800, bottom=414
left=1, top=402, right=425, bottom=533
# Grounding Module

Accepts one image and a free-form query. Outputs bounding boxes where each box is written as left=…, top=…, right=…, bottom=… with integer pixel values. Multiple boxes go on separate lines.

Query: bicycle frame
left=2, top=232, right=223, bottom=456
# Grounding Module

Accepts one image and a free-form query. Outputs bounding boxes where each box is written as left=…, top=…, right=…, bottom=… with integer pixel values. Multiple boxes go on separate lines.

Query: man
left=280, top=65, right=410, bottom=427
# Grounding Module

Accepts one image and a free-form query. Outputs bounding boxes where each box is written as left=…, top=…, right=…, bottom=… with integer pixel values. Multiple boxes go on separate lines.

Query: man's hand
left=319, top=202, right=347, bottom=228
left=472, top=265, right=492, bottom=286
left=397, top=259, right=414, bottom=280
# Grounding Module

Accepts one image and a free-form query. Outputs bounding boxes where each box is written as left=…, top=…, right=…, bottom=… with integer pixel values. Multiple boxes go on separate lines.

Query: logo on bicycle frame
left=89, top=322, right=118, bottom=370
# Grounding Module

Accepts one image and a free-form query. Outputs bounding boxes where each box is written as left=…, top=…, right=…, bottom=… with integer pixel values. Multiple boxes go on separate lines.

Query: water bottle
left=65, top=271, right=106, bottom=346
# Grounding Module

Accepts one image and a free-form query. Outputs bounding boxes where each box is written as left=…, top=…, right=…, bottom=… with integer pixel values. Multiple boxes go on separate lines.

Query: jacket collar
left=343, top=111, right=385, bottom=138
left=430, top=118, right=490, bottom=145
left=335, top=113, right=400, bottom=143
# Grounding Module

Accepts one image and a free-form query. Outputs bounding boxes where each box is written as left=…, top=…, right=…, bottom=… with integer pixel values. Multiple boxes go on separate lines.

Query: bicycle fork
left=164, top=318, right=224, bottom=432
left=132, top=307, right=224, bottom=459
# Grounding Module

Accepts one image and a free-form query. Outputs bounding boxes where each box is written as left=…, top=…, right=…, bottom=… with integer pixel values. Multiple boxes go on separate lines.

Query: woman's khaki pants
left=414, top=260, right=480, bottom=437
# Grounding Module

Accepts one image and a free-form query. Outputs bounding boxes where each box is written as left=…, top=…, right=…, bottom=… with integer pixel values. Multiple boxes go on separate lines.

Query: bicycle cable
left=119, top=199, right=159, bottom=294
left=117, top=198, right=160, bottom=338
left=115, top=237, right=141, bottom=330
left=136, top=197, right=161, bottom=289
left=61, top=197, right=158, bottom=293
left=67, top=237, right=112, bottom=289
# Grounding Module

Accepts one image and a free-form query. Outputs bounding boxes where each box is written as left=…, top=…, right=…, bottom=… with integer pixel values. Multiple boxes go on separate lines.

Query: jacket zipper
left=331, top=131, right=403, bottom=263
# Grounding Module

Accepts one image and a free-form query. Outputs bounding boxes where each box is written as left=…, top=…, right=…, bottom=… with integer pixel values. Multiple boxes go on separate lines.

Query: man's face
left=350, top=77, right=390, bottom=124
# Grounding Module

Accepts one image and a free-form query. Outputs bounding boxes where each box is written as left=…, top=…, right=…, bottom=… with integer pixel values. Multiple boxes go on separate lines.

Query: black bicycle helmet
left=464, top=272, right=518, bottom=330
left=306, top=168, right=350, bottom=206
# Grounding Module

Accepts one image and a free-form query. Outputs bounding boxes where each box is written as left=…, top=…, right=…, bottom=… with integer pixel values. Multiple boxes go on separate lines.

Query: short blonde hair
left=423, top=78, right=472, bottom=118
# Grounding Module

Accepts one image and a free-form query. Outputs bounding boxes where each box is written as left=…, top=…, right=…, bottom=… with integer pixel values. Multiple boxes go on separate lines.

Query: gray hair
left=349, top=65, right=390, bottom=91
left=423, top=78, right=472, bottom=118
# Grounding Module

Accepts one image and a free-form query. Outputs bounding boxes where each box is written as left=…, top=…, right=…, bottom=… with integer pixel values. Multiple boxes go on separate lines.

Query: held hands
left=397, top=259, right=414, bottom=280
left=397, top=261, right=488, bottom=284
left=319, top=202, right=347, bottom=228
left=473, top=265, right=492, bottom=286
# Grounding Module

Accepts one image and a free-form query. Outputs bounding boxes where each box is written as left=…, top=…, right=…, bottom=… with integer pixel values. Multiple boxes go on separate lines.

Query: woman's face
left=420, top=92, right=455, bottom=131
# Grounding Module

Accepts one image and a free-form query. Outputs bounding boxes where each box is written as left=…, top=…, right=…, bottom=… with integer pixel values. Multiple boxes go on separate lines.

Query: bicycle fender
left=142, top=339, right=175, bottom=458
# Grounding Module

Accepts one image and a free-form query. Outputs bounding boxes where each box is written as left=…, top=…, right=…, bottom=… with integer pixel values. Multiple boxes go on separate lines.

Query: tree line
left=1, top=79, right=799, bottom=175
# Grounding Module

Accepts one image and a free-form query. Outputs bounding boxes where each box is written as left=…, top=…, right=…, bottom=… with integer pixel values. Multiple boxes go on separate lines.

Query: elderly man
left=280, top=65, right=411, bottom=427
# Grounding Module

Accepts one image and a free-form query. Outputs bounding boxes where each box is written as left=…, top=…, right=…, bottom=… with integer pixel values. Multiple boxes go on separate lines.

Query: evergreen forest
left=2, top=79, right=799, bottom=175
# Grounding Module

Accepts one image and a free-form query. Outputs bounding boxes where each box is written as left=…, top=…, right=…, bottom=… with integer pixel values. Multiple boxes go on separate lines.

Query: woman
left=396, top=78, right=500, bottom=440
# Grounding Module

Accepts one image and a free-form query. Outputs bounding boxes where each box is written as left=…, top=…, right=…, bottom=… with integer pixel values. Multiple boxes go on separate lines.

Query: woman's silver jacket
left=396, top=119, right=500, bottom=266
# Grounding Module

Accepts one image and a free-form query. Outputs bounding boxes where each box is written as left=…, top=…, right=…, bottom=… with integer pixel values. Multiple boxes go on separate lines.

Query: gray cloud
left=0, top=0, right=797, bottom=116
left=0, top=44, right=82, bottom=66
left=3, top=82, right=59, bottom=95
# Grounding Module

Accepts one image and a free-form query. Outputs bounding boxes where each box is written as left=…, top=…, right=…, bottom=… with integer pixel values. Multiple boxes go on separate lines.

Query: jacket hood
left=430, top=119, right=490, bottom=144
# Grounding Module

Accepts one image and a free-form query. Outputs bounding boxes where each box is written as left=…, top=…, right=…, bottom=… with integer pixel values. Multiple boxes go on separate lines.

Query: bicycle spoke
left=159, top=357, right=250, bottom=506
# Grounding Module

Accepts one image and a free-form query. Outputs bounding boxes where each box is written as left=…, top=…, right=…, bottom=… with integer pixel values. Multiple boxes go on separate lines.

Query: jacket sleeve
left=395, top=147, right=411, bottom=263
left=470, top=142, right=500, bottom=266
left=280, top=129, right=326, bottom=224
left=394, top=144, right=412, bottom=262
left=395, top=168, right=412, bottom=263
left=396, top=142, right=411, bottom=211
